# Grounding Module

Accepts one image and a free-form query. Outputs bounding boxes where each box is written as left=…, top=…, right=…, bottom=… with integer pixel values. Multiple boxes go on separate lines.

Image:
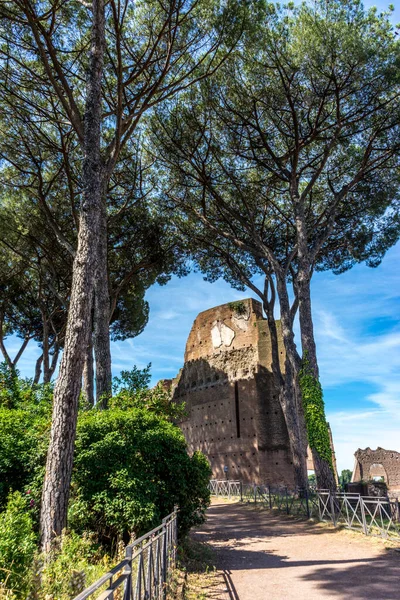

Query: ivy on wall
left=299, top=354, right=333, bottom=469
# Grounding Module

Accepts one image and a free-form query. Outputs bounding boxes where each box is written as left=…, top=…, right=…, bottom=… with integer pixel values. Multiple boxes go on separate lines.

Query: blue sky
left=4, top=0, right=400, bottom=475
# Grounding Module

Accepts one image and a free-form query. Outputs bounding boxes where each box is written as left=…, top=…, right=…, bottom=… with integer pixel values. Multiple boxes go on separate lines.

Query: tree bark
left=42, top=316, right=50, bottom=384
left=83, top=327, right=95, bottom=406
left=295, top=206, right=336, bottom=490
left=48, top=342, right=60, bottom=381
left=34, top=354, right=43, bottom=385
left=272, top=272, right=309, bottom=490
left=261, top=274, right=308, bottom=490
left=40, top=0, right=105, bottom=553
left=93, top=202, right=112, bottom=407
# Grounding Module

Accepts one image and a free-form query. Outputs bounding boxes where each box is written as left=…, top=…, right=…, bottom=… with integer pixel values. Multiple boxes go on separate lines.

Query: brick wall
left=172, top=299, right=295, bottom=486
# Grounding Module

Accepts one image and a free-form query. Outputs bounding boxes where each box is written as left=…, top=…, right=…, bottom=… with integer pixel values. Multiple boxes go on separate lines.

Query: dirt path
left=192, top=500, right=400, bottom=600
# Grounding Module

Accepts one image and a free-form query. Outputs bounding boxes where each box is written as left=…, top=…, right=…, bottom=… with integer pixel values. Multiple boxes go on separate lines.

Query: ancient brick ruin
left=170, top=298, right=336, bottom=486
left=352, top=447, right=400, bottom=495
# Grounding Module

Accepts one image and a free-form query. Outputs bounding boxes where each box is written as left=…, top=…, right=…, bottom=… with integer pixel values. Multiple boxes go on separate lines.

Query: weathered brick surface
left=352, top=447, right=400, bottom=495
left=172, top=299, right=296, bottom=485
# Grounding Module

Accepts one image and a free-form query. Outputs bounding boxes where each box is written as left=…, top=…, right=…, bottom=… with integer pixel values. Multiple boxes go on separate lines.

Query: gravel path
left=192, top=500, right=400, bottom=600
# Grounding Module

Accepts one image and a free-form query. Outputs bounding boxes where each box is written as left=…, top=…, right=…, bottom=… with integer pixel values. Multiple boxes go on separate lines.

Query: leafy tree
left=0, top=0, right=248, bottom=548
left=111, top=364, right=186, bottom=420
left=152, top=0, right=400, bottom=488
left=340, top=469, right=353, bottom=487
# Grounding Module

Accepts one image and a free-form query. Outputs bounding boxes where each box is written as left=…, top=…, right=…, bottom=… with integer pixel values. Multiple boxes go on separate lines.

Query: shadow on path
left=193, top=501, right=400, bottom=600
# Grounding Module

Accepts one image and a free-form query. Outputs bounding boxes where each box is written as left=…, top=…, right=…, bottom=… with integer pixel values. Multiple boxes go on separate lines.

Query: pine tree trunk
left=295, top=206, right=336, bottom=491
left=273, top=273, right=309, bottom=490
left=48, top=342, right=60, bottom=381
left=40, top=0, right=105, bottom=553
left=93, top=203, right=112, bottom=407
left=42, top=317, right=50, bottom=384
left=262, top=278, right=308, bottom=490
left=34, top=354, right=43, bottom=385
left=83, top=328, right=95, bottom=406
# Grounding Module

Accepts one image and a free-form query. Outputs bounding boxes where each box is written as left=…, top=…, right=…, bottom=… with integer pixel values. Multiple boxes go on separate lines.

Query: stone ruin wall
left=171, top=298, right=296, bottom=486
left=352, top=447, right=400, bottom=495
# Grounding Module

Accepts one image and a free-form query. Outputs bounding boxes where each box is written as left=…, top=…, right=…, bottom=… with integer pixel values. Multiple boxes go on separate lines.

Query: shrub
left=70, top=409, right=210, bottom=544
left=35, top=531, right=113, bottom=600
left=0, top=410, right=48, bottom=510
left=0, top=492, right=37, bottom=597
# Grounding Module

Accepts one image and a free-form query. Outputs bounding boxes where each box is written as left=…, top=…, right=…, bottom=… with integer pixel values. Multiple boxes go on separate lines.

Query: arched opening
left=369, top=463, right=388, bottom=483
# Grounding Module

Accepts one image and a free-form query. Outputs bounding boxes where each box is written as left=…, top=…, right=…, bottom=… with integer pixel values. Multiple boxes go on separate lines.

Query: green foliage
left=0, top=492, right=37, bottom=597
left=0, top=409, right=48, bottom=511
left=112, top=363, right=152, bottom=394
left=299, top=356, right=333, bottom=469
left=111, top=364, right=185, bottom=420
left=70, top=409, right=210, bottom=544
left=340, top=469, right=353, bottom=487
left=35, top=532, right=113, bottom=600
left=308, top=473, right=316, bottom=485
left=0, top=363, right=209, bottom=596
left=0, top=363, right=21, bottom=409
left=228, top=301, right=247, bottom=316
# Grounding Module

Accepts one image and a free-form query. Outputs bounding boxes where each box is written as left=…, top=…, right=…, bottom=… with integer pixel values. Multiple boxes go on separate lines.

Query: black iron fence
left=73, top=507, right=178, bottom=600
left=209, top=480, right=400, bottom=540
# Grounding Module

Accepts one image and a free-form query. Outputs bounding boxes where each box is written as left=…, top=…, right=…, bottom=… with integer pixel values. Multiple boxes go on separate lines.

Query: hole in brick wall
left=276, top=462, right=279, bottom=465
left=275, top=411, right=278, bottom=415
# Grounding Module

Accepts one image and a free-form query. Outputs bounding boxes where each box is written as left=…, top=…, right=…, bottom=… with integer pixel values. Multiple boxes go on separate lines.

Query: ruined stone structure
left=352, top=447, right=400, bottom=495
left=170, top=298, right=334, bottom=486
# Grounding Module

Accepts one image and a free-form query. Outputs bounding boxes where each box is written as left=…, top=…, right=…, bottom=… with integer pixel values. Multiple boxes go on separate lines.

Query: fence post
left=162, top=516, right=168, bottom=599
left=330, top=492, right=337, bottom=527
left=395, top=498, right=400, bottom=523
left=123, top=546, right=132, bottom=600
left=240, top=481, right=243, bottom=502
left=360, top=497, right=368, bottom=535
left=268, top=485, right=272, bottom=510
left=254, top=483, right=257, bottom=504
left=285, top=487, right=289, bottom=515
left=305, top=488, right=310, bottom=519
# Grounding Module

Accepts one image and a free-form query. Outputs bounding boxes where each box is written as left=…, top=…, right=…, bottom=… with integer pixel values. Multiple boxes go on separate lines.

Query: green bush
left=70, top=409, right=210, bottom=544
left=0, top=409, right=48, bottom=511
left=34, top=531, right=113, bottom=600
left=0, top=492, right=37, bottom=597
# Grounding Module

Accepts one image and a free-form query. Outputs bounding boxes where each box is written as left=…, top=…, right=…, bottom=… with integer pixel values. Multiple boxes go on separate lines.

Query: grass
left=168, top=537, right=227, bottom=600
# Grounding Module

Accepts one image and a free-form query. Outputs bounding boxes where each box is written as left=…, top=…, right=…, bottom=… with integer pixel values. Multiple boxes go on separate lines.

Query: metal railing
left=209, top=480, right=400, bottom=540
left=208, top=479, right=241, bottom=498
left=73, top=507, right=178, bottom=600
left=318, top=491, right=400, bottom=540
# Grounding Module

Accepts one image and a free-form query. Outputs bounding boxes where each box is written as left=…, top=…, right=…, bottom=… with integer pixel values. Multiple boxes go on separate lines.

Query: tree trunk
left=83, top=328, right=95, bottom=406
left=261, top=275, right=308, bottom=490
left=34, top=354, right=43, bottom=385
left=93, top=203, right=112, bottom=407
left=40, top=0, right=105, bottom=553
left=48, top=342, right=60, bottom=381
left=272, top=273, right=309, bottom=490
left=42, top=316, right=50, bottom=384
left=295, top=207, right=336, bottom=491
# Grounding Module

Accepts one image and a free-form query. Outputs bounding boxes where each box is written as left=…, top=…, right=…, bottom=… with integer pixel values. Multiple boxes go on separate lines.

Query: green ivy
left=299, top=354, right=333, bottom=468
